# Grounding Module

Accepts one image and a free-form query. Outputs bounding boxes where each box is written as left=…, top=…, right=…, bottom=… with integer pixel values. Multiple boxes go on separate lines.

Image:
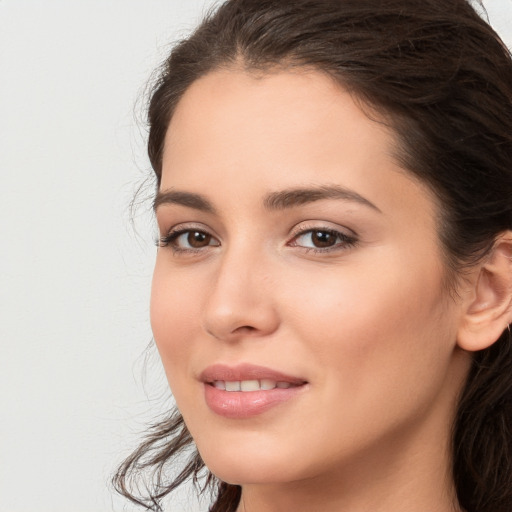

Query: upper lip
left=199, top=363, right=307, bottom=385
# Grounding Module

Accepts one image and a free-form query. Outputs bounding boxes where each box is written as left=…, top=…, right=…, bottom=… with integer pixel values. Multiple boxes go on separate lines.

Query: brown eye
left=291, top=228, right=357, bottom=252
left=159, top=229, right=220, bottom=251
left=187, top=231, right=212, bottom=248
left=310, top=230, right=337, bottom=248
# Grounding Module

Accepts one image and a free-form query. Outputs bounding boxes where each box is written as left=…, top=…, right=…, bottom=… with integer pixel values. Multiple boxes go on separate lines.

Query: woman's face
left=151, top=69, right=470, bottom=487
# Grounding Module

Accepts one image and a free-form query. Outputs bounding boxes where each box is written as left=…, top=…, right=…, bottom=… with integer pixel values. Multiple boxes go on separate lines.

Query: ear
left=457, top=232, right=512, bottom=352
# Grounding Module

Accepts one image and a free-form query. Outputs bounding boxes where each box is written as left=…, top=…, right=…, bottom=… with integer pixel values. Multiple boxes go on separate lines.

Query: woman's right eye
left=158, top=229, right=220, bottom=252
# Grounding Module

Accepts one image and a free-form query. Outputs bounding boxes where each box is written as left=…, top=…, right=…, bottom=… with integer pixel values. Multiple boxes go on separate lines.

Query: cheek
left=272, top=259, right=458, bottom=460
left=282, top=253, right=454, bottom=394
left=150, top=260, right=203, bottom=386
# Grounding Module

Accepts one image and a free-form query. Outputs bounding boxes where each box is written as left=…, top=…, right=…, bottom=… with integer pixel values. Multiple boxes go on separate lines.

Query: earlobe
left=457, top=233, right=512, bottom=352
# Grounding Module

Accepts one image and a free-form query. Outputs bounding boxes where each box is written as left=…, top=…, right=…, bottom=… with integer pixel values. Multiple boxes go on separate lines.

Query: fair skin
left=151, top=69, right=477, bottom=512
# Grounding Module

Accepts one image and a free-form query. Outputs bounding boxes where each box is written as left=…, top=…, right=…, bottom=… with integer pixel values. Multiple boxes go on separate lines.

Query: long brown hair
left=114, top=1, right=512, bottom=510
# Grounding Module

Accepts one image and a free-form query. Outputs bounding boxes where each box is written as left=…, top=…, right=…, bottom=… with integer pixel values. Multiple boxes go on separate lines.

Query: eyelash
left=157, top=227, right=219, bottom=254
left=157, top=226, right=358, bottom=255
left=289, top=227, right=358, bottom=253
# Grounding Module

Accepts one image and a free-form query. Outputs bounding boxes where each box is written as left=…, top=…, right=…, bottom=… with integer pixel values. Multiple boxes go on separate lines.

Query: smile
left=211, top=379, right=298, bottom=391
left=200, top=364, right=308, bottom=418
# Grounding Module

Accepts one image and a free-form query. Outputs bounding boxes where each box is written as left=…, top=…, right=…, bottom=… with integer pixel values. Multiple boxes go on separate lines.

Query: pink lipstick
left=200, top=363, right=308, bottom=419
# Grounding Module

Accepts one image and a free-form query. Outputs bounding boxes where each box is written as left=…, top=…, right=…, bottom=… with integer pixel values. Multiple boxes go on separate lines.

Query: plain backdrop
left=0, top=1, right=511, bottom=511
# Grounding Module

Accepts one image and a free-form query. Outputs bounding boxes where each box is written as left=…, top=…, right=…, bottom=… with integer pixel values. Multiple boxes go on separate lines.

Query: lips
left=213, top=379, right=297, bottom=391
left=200, top=363, right=308, bottom=419
left=200, top=363, right=307, bottom=386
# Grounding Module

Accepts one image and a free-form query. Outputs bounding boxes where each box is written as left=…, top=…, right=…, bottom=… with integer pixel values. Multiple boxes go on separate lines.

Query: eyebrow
left=263, top=185, right=381, bottom=212
left=153, top=190, right=216, bottom=213
left=154, top=185, right=380, bottom=213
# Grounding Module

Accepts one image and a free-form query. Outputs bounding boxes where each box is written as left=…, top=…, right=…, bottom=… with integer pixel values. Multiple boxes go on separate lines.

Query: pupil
left=188, top=231, right=210, bottom=248
left=312, top=231, right=335, bottom=247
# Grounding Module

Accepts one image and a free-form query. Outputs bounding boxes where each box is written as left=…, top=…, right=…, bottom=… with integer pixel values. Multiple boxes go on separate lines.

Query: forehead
left=161, top=68, right=436, bottom=221
left=164, top=69, right=395, bottom=175
left=167, top=67, right=388, bottom=136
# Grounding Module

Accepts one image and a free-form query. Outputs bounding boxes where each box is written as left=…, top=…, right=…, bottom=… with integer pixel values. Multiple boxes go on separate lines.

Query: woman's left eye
left=290, top=228, right=357, bottom=251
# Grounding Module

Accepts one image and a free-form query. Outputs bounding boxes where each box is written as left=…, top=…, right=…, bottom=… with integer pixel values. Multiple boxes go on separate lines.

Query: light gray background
left=0, top=1, right=511, bottom=511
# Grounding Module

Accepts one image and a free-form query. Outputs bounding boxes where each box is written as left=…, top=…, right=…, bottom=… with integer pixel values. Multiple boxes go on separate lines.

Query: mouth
left=200, top=363, right=308, bottom=419
left=200, top=362, right=307, bottom=388
left=209, top=379, right=303, bottom=392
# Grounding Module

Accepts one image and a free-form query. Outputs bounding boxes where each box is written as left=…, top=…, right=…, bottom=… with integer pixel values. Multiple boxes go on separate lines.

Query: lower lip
left=204, top=383, right=306, bottom=419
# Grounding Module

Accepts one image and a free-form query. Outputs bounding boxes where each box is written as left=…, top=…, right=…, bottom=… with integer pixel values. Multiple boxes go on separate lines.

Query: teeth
left=260, top=379, right=277, bottom=390
left=212, top=380, right=296, bottom=392
left=240, top=379, right=260, bottom=392
left=225, top=381, right=241, bottom=392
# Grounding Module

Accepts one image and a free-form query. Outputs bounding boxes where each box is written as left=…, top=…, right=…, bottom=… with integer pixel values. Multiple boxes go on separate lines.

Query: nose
left=202, top=247, right=279, bottom=342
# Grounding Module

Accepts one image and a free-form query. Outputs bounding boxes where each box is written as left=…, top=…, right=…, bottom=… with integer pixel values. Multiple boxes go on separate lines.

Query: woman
left=114, top=1, right=512, bottom=511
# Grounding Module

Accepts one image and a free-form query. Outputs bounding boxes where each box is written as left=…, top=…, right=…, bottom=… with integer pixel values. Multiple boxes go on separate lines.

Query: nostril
left=233, top=325, right=257, bottom=334
left=205, top=324, right=259, bottom=341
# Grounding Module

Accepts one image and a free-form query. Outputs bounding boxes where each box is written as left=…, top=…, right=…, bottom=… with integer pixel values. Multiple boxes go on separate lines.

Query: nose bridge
left=202, top=238, right=278, bottom=341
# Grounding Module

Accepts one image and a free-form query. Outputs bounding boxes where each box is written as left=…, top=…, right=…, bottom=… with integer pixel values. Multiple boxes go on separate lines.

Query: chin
left=208, top=460, right=295, bottom=486
left=196, top=438, right=302, bottom=485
